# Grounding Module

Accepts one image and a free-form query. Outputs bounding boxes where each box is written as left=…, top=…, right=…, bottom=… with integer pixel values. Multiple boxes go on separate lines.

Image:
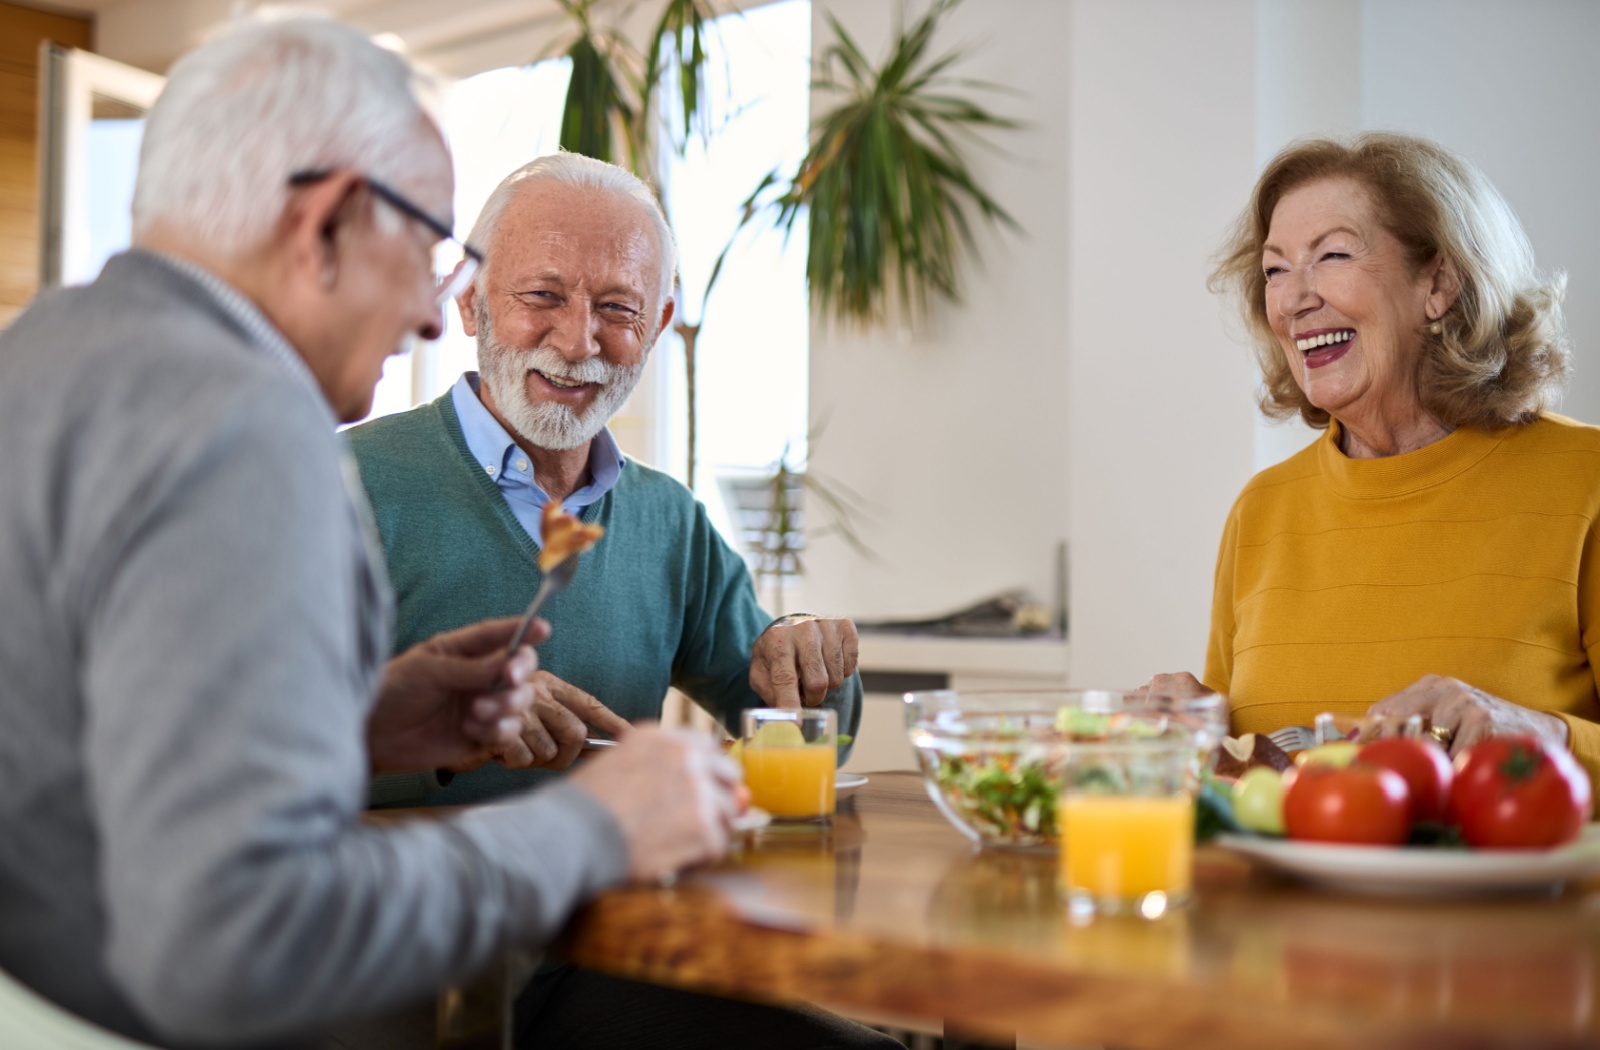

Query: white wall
left=803, top=0, right=1072, bottom=626
left=803, top=0, right=1261, bottom=686
left=1063, top=0, right=1261, bottom=685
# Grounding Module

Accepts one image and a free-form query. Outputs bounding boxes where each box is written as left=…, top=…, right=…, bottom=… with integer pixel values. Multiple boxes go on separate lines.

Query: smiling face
left=461, top=181, right=673, bottom=452
left=1262, top=177, right=1452, bottom=439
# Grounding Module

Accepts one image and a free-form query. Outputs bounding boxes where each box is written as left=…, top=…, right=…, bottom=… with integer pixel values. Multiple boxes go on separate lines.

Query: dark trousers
left=515, top=965, right=904, bottom=1050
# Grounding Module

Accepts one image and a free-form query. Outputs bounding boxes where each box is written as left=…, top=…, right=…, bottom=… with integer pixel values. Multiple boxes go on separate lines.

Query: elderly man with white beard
left=346, top=151, right=864, bottom=799
left=345, top=153, right=889, bottom=1050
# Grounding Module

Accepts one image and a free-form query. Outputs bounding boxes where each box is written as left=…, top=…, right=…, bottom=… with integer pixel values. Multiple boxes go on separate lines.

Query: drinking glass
left=740, top=708, right=837, bottom=822
left=1058, top=718, right=1199, bottom=920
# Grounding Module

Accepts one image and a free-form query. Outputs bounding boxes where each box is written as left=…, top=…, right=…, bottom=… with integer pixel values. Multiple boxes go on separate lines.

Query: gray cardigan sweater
left=0, top=251, right=627, bottom=1048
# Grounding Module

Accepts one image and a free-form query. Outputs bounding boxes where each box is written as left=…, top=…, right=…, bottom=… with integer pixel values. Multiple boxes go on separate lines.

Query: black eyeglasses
left=288, top=169, right=483, bottom=307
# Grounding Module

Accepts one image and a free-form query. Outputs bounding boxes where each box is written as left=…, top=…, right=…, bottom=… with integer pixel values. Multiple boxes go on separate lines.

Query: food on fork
left=538, top=501, right=605, bottom=572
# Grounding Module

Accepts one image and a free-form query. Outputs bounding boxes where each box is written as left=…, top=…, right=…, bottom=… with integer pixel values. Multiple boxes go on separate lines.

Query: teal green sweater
left=347, top=393, right=861, bottom=804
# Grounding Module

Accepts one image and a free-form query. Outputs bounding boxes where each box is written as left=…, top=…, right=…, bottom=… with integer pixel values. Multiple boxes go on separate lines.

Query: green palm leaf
left=560, top=31, right=632, bottom=164
left=648, top=0, right=723, bottom=155
left=553, top=0, right=725, bottom=171
left=755, top=0, right=1020, bottom=327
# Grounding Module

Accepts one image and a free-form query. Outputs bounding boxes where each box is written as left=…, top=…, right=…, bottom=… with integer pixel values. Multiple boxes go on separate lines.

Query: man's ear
left=656, top=296, right=676, bottom=336
left=458, top=279, right=480, bottom=336
left=282, top=171, right=364, bottom=291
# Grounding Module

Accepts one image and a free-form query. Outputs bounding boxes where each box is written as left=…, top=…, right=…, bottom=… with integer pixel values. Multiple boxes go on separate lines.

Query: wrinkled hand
left=367, top=616, right=548, bottom=774
left=1365, top=675, right=1570, bottom=758
left=491, top=670, right=633, bottom=771
left=750, top=614, right=860, bottom=708
left=569, top=726, right=742, bottom=883
left=1141, top=672, right=1214, bottom=700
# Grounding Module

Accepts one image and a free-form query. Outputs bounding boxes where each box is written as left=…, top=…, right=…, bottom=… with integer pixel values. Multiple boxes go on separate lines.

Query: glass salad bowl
left=903, top=689, right=1221, bottom=851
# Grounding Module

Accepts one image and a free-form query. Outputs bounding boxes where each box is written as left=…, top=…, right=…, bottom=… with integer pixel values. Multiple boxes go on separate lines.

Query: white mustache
left=519, top=347, right=619, bottom=387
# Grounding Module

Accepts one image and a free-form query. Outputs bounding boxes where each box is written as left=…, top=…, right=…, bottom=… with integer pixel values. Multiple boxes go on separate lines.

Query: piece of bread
left=538, top=502, right=606, bottom=572
left=1212, top=733, right=1294, bottom=778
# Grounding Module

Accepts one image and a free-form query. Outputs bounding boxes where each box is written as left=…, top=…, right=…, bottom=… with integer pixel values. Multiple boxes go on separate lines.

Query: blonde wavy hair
left=1212, top=132, right=1569, bottom=430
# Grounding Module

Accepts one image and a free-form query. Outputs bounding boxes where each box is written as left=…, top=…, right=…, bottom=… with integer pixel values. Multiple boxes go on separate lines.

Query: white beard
left=476, top=308, right=647, bottom=452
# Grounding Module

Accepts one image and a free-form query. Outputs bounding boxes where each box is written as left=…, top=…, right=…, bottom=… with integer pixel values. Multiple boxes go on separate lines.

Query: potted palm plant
left=741, top=0, right=1020, bottom=328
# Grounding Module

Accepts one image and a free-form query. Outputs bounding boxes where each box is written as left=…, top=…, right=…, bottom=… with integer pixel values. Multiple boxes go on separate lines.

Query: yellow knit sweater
left=1203, top=413, right=1600, bottom=783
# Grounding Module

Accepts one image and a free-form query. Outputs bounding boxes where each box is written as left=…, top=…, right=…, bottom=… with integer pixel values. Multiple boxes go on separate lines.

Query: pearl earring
left=1429, top=321, right=1442, bottom=335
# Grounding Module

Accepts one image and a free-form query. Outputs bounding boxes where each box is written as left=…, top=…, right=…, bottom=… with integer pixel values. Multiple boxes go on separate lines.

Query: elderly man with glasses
left=0, top=16, right=747, bottom=1049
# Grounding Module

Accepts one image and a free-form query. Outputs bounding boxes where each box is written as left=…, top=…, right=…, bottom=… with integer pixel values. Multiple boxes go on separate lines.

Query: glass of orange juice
left=740, top=708, right=837, bottom=822
left=1058, top=717, right=1198, bottom=920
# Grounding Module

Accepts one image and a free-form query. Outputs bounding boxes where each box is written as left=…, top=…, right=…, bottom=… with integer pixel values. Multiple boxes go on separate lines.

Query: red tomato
left=1357, top=737, right=1453, bottom=824
left=1449, top=736, right=1591, bottom=850
left=1283, top=764, right=1411, bottom=846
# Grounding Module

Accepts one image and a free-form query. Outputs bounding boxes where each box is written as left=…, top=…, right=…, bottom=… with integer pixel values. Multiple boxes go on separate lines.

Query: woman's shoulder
left=1503, top=413, right=1600, bottom=454
left=1234, top=434, right=1325, bottom=505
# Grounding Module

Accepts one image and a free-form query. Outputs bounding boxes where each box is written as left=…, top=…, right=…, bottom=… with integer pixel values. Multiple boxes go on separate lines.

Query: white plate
left=1217, top=826, right=1600, bottom=896
left=731, top=807, right=771, bottom=833
left=836, top=773, right=869, bottom=799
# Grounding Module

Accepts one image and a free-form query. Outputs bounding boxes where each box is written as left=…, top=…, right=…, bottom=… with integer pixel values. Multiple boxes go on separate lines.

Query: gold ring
left=1427, top=723, right=1454, bottom=747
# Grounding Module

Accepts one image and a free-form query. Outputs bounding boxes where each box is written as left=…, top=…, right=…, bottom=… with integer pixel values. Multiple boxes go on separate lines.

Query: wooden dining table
left=545, top=771, right=1600, bottom=1050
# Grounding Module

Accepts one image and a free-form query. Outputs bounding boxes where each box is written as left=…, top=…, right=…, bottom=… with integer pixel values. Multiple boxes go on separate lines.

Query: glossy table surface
left=555, top=772, right=1600, bottom=1050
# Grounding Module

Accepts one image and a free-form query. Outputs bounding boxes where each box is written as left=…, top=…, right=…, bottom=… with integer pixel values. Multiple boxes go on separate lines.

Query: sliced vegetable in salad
left=930, top=750, right=1061, bottom=846
left=921, top=710, right=1186, bottom=847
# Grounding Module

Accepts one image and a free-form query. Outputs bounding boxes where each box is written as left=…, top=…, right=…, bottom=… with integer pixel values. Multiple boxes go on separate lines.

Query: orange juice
left=1059, top=794, right=1194, bottom=900
left=742, top=744, right=836, bottom=819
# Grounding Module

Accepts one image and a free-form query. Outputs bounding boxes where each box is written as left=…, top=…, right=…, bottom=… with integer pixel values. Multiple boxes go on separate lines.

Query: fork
left=1268, top=712, right=1354, bottom=753
left=1266, top=725, right=1318, bottom=753
left=496, top=558, right=580, bottom=689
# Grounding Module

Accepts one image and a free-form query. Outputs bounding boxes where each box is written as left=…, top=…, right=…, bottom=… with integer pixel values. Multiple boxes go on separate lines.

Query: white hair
left=466, top=152, right=678, bottom=302
left=131, top=14, right=440, bottom=256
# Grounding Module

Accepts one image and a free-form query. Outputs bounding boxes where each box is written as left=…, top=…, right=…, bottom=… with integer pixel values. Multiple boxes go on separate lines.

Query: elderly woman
left=1158, top=131, right=1600, bottom=781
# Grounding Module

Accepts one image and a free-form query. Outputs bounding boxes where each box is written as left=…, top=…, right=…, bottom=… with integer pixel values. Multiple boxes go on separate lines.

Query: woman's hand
left=1365, top=675, right=1570, bottom=757
left=1142, top=672, right=1213, bottom=699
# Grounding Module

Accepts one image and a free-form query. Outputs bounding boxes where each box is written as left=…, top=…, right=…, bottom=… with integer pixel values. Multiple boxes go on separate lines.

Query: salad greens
left=932, top=751, right=1060, bottom=846
left=1193, top=773, right=1242, bottom=843
left=922, top=706, right=1196, bottom=848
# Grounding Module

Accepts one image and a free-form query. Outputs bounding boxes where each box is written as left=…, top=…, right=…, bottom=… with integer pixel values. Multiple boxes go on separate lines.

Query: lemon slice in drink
left=750, top=720, right=807, bottom=748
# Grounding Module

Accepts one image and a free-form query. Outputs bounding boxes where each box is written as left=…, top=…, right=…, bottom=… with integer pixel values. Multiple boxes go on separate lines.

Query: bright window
left=659, top=0, right=812, bottom=512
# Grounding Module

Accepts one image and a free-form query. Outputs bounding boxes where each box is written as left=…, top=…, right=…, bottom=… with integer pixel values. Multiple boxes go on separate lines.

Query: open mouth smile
left=1295, top=328, right=1354, bottom=370
left=532, top=369, right=593, bottom=391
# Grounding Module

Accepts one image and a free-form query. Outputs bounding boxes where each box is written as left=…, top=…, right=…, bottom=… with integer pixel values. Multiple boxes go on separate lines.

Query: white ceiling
left=61, top=0, right=586, bottom=77
left=25, top=0, right=785, bottom=81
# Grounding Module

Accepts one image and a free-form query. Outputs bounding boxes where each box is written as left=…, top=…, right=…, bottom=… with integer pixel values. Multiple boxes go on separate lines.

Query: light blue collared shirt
left=450, top=372, right=625, bottom=545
